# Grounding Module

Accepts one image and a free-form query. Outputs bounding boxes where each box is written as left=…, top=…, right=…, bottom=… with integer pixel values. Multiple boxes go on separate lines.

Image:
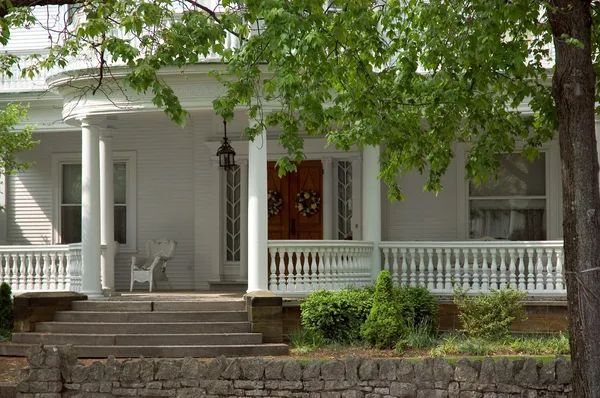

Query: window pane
left=61, top=206, right=81, bottom=243
left=114, top=163, right=127, bottom=205
left=469, top=199, right=546, bottom=240
left=114, top=206, right=127, bottom=244
left=469, top=153, right=546, bottom=197
left=62, top=164, right=82, bottom=204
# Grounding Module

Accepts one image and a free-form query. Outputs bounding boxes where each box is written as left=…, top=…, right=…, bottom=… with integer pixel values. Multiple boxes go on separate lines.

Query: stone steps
left=2, top=298, right=289, bottom=358
left=0, top=343, right=289, bottom=358
left=12, top=332, right=263, bottom=346
left=53, top=310, right=248, bottom=322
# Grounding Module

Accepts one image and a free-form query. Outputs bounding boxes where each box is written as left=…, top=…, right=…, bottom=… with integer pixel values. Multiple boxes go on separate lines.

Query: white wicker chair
left=130, top=239, right=177, bottom=292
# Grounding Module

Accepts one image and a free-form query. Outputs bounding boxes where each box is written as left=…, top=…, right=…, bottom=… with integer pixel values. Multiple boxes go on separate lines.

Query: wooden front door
left=267, top=160, right=323, bottom=240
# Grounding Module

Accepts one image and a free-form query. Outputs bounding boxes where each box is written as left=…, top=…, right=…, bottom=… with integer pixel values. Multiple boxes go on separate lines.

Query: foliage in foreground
left=300, top=287, right=372, bottom=344
left=0, top=282, right=13, bottom=340
left=361, top=271, right=408, bottom=349
left=453, top=287, right=527, bottom=341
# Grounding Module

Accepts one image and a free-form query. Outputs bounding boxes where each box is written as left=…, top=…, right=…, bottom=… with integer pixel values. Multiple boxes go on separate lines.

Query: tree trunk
left=548, top=1, right=600, bottom=396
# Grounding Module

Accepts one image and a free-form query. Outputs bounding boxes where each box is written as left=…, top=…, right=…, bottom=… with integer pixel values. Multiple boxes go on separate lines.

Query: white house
left=0, top=5, right=578, bottom=299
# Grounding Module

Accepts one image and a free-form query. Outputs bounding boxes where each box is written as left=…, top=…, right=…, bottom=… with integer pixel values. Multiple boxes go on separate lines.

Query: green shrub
left=361, top=270, right=408, bottom=349
left=453, top=287, right=526, bottom=340
left=402, top=321, right=439, bottom=349
left=395, top=286, right=439, bottom=332
left=0, top=282, right=13, bottom=340
left=288, top=328, right=326, bottom=354
left=301, top=287, right=372, bottom=344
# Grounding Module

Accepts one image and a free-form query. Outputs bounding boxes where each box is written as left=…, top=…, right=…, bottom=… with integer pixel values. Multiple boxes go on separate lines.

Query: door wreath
left=267, top=190, right=283, bottom=217
left=295, top=190, right=321, bottom=217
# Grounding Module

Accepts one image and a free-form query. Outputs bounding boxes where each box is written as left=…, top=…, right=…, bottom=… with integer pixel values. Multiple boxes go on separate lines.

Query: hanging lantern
left=216, top=119, right=236, bottom=170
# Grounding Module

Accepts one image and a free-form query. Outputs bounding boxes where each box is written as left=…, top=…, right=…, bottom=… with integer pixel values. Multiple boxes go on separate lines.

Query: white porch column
left=239, top=159, right=249, bottom=281
left=322, top=157, right=333, bottom=240
left=99, top=130, right=115, bottom=292
left=362, top=145, right=382, bottom=281
left=247, top=124, right=268, bottom=293
left=80, top=118, right=103, bottom=298
left=211, top=162, right=223, bottom=282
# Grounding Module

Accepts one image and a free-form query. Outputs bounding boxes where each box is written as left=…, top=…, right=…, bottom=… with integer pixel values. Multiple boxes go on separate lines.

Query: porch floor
left=105, top=290, right=245, bottom=301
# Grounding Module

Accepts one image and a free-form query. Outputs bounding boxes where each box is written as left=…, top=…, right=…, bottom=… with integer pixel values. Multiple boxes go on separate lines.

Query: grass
left=290, top=327, right=570, bottom=359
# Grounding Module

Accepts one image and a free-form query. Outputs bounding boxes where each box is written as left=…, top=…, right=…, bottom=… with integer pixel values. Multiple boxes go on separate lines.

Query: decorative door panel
left=267, top=160, right=323, bottom=240
left=267, top=162, right=290, bottom=240
left=291, top=160, right=323, bottom=240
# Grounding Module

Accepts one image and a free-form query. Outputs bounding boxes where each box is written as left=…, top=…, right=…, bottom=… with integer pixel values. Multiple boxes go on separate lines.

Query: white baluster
left=57, top=253, right=66, bottom=290
left=400, top=248, right=408, bottom=286
left=34, top=252, right=42, bottom=290
left=517, top=248, right=526, bottom=291
left=383, top=248, right=390, bottom=273
left=391, top=248, right=400, bottom=285
left=545, top=248, right=555, bottom=292
left=472, top=248, right=480, bottom=291
left=282, top=248, right=291, bottom=292
left=536, top=248, right=545, bottom=292
left=409, top=248, right=417, bottom=287
left=310, top=249, right=319, bottom=292
left=480, top=248, right=489, bottom=292
left=337, top=248, right=347, bottom=288
left=418, top=248, right=426, bottom=287
left=0, top=253, right=4, bottom=284
left=444, top=248, right=452, bottom=292
left=527, top=248, right=535, bottom=291
left=26, top=253, right=35, bottom=290
left=18, top=253, right=26, bottom=291
left=10, top=254, right=17, bottom=291
left=462, top=248, right=470, bottom=290
left=330, top=248, right=339, bottom=290
left=555, top=248, right=564, bottom=291
left=269, top=247, right=278, bottom=292
left=427, top=248, right=435, bottom=290
left=43, top=253, right=51, bottom=290
left=508, top=248, right=517, bottom=289
left=50, top=252, right=58, bottom=290
left=322, top=248, right=331, bottom=290
left=436, top=248, right=444, bottom=291
left=489, top=248, right=498, bottom=290
left=342, top=247, right=350, bottom=288
left=499, top=248, right=507, bottom=289
left=453, top=248, right=462, bottom=289
left=64, top=252, right=72, bottom=291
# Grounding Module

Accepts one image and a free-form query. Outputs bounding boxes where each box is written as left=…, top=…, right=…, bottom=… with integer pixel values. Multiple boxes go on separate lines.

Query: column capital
left=99, top=126, right=116, bottom=139
left=77, top=116, right=106, bottom=128
left=321, top=157, right=333, bottom=166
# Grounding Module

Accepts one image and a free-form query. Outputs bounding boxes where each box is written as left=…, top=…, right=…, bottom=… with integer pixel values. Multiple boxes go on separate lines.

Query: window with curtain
left=469, top=153, right=546, bottom=241
left=60, top=162, right=128, bottom=244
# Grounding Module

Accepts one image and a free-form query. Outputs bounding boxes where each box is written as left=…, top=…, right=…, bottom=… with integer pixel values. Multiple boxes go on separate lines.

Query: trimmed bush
left=301, top=287, right=372, bottom=343
left=396, top=286, right=439, bottom=333
left=453, top=287, right=526, bottom=340
left=361, top=270, right=408, bottom=349
left=0, top=282, right=13, bottom=340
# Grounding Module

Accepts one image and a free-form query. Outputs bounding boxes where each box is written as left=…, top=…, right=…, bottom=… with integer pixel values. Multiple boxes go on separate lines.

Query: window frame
left=52, top=151, right=137, bottom=252
left=456, top=141, right=562, bottom=240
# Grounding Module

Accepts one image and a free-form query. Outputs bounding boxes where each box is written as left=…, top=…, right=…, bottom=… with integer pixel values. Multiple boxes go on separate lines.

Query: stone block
left=155, top=360, right=182, bottom=380
left=390, top=382, right=416, bottom=397
left=514, top=358, right=539, bottom=387
left=322, top=360, right=346, bottom=381
left=455, top=359, right=478, bottom=382
left=434, top=358, right=454, bottom=383
left=359, top=360, right=378, bottom=381
left=265, top=360, right=285, bottom=380
left=241, top=358, right=266, bottom=380
left=222, top=359, right=241, bottom=380
left=303, top=360, right=322, bottom=380
left=283, top=361, right=303, bottom=381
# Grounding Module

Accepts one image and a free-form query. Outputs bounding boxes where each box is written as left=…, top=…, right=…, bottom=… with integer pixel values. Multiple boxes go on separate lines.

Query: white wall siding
left=383, top=158, right=459, bottom=241
left=2, top=6, right=65, bottom=53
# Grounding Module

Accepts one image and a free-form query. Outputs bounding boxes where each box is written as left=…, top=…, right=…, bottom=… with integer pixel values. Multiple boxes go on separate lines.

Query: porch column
left=351, top=157, right=363, bottom=240
left=362, top=145, right=382, bottom=281
left=80, top=118, right=103, bottom=298
left=247, top=123, right=268, bottom=293
left=211, top=162, right=223, bottom=282
left=322, top=157, right=333, bottom=240
left=99, top=130, right=115, bottom=292
left=239, top=159, right=249, bottom=281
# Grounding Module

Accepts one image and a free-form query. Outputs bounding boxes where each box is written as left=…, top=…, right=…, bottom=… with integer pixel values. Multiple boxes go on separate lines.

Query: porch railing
left=267, top=240, right=374, bottom=295
left=380, top=241, right=565, bottom=296
left=0, top=244, right=83, bottom=294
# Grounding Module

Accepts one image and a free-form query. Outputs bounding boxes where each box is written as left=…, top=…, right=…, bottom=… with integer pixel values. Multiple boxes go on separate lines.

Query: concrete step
left=35, top=322, right=252, bottom=334
left=71, top=300, right=246, bottom=312
left=0, top=343, right=289, bottom=358
left=53, top=311, right=248, bottom=323
left=12, top=333, right=263, bottom=346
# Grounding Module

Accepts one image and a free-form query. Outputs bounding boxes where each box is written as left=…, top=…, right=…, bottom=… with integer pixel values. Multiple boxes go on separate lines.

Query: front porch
left=0, top=239, right=566, bottom=298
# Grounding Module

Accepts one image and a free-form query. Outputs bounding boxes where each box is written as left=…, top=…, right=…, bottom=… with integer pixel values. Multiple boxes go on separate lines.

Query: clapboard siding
left=1, top=6, right=65, bottom=53
left=6, top=117, right=204, bottom=291
left=383, top=157, right=459, bottom=241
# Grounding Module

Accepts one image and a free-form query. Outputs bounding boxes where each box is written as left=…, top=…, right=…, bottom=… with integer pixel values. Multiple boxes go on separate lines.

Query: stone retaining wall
left=17, top=345, right=572, bottom=398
